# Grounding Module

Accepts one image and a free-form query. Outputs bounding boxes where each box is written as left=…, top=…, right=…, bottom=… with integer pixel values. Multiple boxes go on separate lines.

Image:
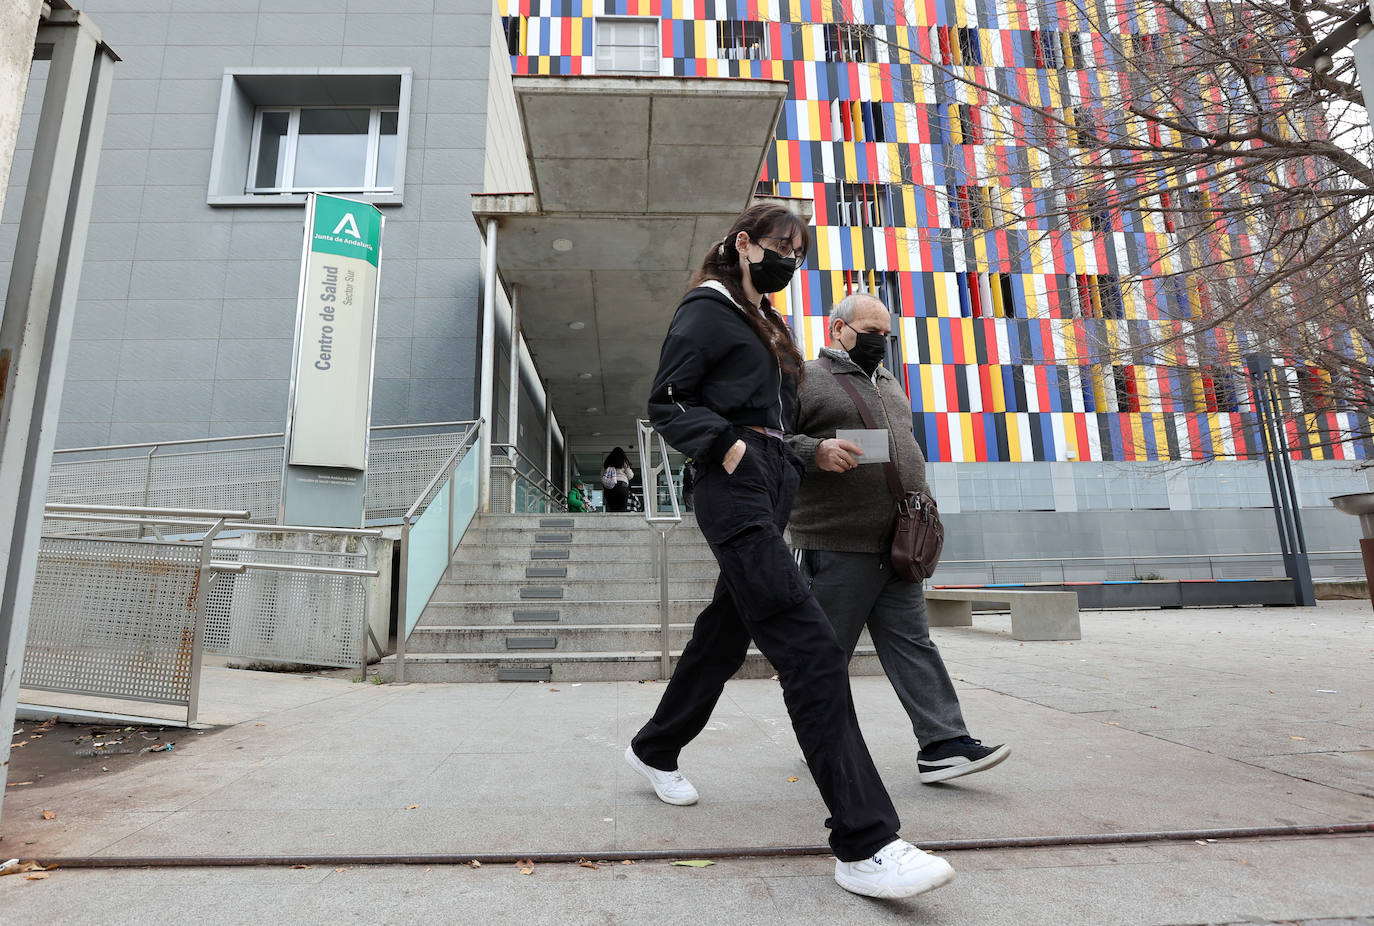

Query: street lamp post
left=1244, top=355, right=1316, bottom=606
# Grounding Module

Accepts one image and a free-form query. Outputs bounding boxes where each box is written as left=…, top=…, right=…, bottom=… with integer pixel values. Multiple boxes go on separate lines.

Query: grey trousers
left=798, top=548, right=969, bottom=748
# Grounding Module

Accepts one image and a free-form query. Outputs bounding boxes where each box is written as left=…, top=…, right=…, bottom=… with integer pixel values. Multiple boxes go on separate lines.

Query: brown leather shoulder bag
left=823, top=358, right=944, bottom=582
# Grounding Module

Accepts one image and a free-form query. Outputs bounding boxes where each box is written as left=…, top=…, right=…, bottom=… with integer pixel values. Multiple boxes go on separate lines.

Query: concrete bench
left=925, top=587, right=1081, bottom=641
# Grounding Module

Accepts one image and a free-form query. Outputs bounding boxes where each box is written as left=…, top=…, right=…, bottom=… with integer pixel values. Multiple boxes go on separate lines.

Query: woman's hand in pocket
left=722, top=439, right=747, bottom=475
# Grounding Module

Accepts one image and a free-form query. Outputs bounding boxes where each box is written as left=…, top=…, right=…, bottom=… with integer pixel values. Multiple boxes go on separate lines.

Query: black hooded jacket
left=647, top=285, right=798, bottom=464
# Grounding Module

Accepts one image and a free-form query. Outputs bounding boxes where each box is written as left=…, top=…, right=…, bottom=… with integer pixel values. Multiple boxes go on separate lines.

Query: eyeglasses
left=756, top=235, right=803, bottom=260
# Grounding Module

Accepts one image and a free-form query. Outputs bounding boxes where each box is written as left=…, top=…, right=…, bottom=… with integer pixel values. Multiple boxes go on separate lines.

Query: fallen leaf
left=291, top=864, right=311, bottom=870
left=468, top=860, right=481, bottom=868
left=672, top=860, right=714, bottom=868
left=515, top=858, right=535, bottom=875
left=787, top=776, right=799, bottom=783
left=1289, top=736, right=1306, bottom=741
left=25, top=872, right=50, bottom=881
left=1107, top=722, right=1121, bottom=726
left=621, top=860, right=634, bottom=866
left=335, top=868, right=346, bottom=873
left=255, top=723, right=266, bottom=727
left=404, top=804, right=419, bottom=810
left=11, top=741, right=26, bottom=748
left=548, top=689, right=560, bottom=693
left=6, top=782, right=34, bottom=787
left=577, top=859, right=599, bottom=870
left=1, top=860, right=48, bottom=877
left=40, top=811, right=55, bottom=821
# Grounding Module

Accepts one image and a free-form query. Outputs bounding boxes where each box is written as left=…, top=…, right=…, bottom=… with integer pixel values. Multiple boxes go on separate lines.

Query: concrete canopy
left=473, top=74, right=790, bottom=466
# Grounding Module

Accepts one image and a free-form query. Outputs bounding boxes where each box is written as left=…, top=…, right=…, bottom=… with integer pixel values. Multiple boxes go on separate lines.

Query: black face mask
left=747, top=247, right=797, bottom=294
left=846, top=329, right=887, bottom=375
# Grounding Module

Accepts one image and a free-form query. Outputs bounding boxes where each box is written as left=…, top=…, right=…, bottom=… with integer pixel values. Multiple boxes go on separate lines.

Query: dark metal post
left=1244, top=355, right=1316, bottom=606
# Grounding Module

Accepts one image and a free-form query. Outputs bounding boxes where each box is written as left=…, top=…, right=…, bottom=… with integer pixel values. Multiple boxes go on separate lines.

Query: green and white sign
left=287, top=194, right=383, bottom=471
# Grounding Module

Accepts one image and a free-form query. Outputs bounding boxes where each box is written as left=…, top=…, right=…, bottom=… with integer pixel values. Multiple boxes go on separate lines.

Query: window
left=716, top=20, right=768, bottom=59
left=949, top=185, right=994, bottom=229
left=1032, top=29, right=1062, bottom=69
left=207, top=68, right=411, bottom=206
left=248, top=107, right=397, bottom=194
left=957, top=27, right=982, bottom=65
left=834, top=181, right=891, bottom=226
left=830, top=100, right=886, bottom=142
left=843, top=270, right=904, bottom=370
left=503, top=16, right=523, bottom=56
left=596, top=18, right=658, bottom=74
left=823, top=23, right=874, bottom=62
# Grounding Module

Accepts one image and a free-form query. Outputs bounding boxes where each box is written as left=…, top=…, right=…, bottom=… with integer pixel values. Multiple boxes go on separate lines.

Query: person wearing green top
left=567, top=479, right=589, bottom=512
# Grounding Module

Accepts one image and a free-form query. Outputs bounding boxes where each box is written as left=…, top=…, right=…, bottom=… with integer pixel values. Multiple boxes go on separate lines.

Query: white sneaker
left=624, top=746, right=698, bottom=806
left=834, top=839, right=955, bottom=899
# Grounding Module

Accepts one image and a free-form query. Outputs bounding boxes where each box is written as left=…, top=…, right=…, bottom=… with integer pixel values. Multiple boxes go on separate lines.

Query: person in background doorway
left=567, top=478, right=589, bottom=513
left=787, top=292, right=1011, bottom=784
left=624, top=202, right=954, bottom=901
left=602, top=447, right=634, bottom=512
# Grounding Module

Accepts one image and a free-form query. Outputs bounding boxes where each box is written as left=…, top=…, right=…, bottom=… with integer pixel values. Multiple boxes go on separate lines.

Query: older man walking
left=786, top=293, right=1011, bottom=784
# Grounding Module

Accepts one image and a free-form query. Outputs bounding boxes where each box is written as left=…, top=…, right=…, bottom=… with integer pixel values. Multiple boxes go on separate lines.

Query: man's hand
left=816, top=438, right=863, bottom=473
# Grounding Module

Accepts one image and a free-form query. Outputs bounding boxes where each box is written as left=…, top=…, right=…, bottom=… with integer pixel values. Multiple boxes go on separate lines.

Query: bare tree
left=809, top=0, right=1374, bottom=456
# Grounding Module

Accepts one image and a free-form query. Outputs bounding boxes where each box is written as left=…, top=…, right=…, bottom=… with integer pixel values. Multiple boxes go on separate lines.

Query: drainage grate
left=498, top=666, right=553, bottom=682
left=534, top=532, right=573, bottom=543
left=540, top=518, right=574, bottom=529
left=506, top=636, right=557, bottom=650
left=519, top=587, right=564, bottom=599
left=513, top=610, right=560, bottom=623
left=526, top=566, right=567, bottom=579
left=531, top=549, right=570, bottom=560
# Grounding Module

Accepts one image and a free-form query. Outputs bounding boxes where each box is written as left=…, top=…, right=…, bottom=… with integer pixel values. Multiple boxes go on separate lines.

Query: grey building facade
left=2, top=0, right=504, bottom=449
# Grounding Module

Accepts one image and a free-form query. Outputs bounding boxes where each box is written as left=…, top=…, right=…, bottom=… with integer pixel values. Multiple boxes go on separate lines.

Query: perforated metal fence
left=204, top=539, right=380, bottom=669
left=23, top=536, right=207, bottom=713
left=46, top=422, right=476, bottom=529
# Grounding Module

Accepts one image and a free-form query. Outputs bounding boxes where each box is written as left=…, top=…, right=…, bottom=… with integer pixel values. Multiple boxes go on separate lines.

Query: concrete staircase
left=388, top=512, right=882, bottom=682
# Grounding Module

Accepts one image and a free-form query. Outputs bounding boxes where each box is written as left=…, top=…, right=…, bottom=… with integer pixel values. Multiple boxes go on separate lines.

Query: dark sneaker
left=917, top=736, right=1011, bottom=784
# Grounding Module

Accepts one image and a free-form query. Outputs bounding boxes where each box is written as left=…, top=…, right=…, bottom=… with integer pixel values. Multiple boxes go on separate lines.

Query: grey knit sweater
left=785, top=347, right=930, bottom=553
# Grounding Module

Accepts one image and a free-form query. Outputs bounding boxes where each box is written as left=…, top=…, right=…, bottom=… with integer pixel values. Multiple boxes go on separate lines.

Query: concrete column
left=544, top=382, right=553, bottom=483
left=562, top=425, right=571, bottom=492
left=506, top=285, right=520, bottom=513
left=478, top=219, right=498, bottom=513
left=1, top=10, right=115, bottom=819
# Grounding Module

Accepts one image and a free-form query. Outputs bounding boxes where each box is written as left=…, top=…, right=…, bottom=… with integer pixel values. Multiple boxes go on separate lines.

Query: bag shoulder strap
left=822, top=356, right=906, bottom=501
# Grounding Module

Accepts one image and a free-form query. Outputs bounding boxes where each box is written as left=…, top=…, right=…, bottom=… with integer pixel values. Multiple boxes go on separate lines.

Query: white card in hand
left=835, top=429, right=890, bottom=463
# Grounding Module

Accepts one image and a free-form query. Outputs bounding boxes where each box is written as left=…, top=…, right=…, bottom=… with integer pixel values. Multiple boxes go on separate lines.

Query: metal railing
left=47, top=421, right=477, bottom=529
left=490, top=442, right=567, bottom=514
left=932, top=550, right=1365, bottom=586
left=25, top=505, right=247, bottom=726
left=394, top=421, right=484, bottom=683
left=24, top=504, right=384, bottom=726
left=637, top=419, right=683, bottom=678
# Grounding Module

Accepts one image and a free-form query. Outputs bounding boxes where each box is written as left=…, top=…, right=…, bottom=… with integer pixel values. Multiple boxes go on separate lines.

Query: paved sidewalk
left=2, top=601, right=1371, bottom=924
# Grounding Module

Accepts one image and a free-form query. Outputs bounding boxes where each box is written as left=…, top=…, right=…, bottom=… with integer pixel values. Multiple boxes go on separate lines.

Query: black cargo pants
left=630, top=427, right=901, bottom=862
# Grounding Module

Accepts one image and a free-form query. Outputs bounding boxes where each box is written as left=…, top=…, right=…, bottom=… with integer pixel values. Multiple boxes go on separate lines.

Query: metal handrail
left=636, top=419, right=683, bottom=679
left=395, top=420, right=484, bottom=683
left=491, top=442, right=566, bottom=512
left=50, top=420, right=480, bottom=457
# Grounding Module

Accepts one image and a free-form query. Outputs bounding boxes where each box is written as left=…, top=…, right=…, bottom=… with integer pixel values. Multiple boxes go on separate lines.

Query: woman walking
left=601, top=447, right=634, bottom=512
left=623, top=203, right=953, bottom=900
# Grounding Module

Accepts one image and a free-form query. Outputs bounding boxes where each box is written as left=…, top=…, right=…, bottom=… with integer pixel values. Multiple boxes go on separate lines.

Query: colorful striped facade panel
left=497, top=0, right=1370, bottom=463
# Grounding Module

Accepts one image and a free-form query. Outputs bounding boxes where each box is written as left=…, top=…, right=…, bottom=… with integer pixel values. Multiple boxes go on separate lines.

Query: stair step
left=434, top=579, right=716, bottom=603
left=417, top=599, right=712, bottom=626
left=383, top=649, right=885, bottom=684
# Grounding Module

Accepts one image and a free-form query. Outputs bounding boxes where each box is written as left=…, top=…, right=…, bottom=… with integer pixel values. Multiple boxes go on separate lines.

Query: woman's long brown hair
left=688, top=202, right=809, bottom=378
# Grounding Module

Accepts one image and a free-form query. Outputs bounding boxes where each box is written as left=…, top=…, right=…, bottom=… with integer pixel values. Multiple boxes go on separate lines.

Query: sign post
left=281, top=193, right=383, bottom=528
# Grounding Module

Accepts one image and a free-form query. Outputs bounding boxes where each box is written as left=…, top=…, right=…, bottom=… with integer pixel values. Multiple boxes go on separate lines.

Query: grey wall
left=0, top=0, right=493, bottom=448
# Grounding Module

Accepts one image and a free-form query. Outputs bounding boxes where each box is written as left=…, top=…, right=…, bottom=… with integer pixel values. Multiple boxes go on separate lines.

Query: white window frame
left=246, top=105, right=399, bottom=195
left=207, top=67, right=411, bottom=207
left=593, top=17, right=660, bottom=75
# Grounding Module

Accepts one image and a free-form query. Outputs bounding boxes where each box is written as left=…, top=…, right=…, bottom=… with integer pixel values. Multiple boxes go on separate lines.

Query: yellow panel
left=959, top=414, right=976, bottom=462
left=925, top=319, right=942, bottom=364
